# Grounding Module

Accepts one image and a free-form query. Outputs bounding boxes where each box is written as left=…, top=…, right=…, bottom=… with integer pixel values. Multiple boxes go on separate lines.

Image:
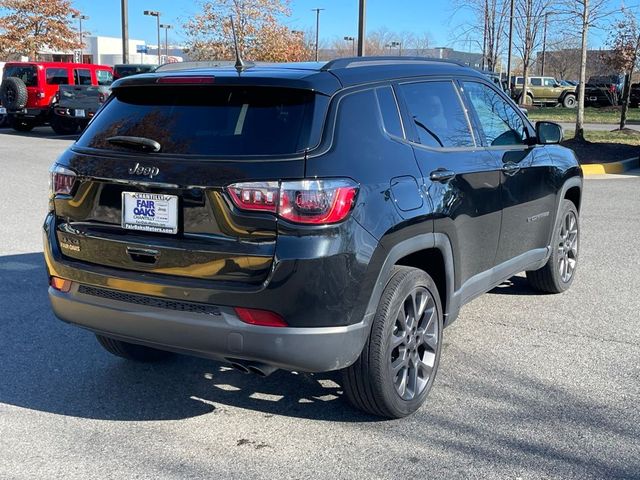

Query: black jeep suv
left=44, top=57, right=582, bottom=418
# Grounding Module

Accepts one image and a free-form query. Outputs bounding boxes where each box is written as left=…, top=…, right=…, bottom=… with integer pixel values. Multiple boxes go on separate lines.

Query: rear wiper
left=107, top=136, right=161, bottom=153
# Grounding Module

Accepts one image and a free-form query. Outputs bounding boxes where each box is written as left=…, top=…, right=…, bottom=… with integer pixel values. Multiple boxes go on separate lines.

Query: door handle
left=501, top=162, right=521, bottom=176
left=126, top=247, right=159, bottom=264
left=430, top=169, right=456, bottom=182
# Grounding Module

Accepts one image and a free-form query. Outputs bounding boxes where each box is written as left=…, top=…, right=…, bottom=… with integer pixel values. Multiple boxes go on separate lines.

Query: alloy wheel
left=558, top=210, right=578, bottom=283
left=389, top=287, right=439, bottom=401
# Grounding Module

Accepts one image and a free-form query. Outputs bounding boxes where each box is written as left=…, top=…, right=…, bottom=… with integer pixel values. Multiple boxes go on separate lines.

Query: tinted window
left=399, top=81, right=473, bottom=148
left=3, top=65, right=38, bottom=87
left=96, top=70, right=113, bottom=86
left=74, top=69, right=92, bottom=85
left=77, top=86, right=316, bottom=156
left=530, top=78, right=542, bottom=86
left=376, top=86, right=403, bottom=138
left=46, top=68, right=69, bottom=85
left=462, top=82, right=528, bottom=147
left=543, top=78, right=555, bottom=87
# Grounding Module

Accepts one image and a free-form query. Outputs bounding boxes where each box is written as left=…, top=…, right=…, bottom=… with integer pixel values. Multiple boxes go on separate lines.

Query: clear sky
left=71, top=0, right=614, bottom=51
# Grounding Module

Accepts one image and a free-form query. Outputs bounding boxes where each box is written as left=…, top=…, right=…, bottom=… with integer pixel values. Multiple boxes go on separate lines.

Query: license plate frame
left=121, top=192, right=179, bottom=234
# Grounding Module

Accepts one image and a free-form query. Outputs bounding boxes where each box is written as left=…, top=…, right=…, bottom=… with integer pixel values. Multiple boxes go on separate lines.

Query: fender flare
left=364, top=232, right=457, bottom=327
left=547, top=175, right=582, bottom=246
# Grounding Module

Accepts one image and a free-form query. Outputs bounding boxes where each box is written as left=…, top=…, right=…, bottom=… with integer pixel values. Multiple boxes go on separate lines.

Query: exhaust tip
left=230, top=362, right=251, bottom=374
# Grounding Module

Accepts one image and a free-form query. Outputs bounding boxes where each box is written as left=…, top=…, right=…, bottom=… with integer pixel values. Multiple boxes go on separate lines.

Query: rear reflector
left=50, top=277, right=72, bottom=293
left=234, top=308, right=287, bottom=327
left=156, top=76, right=215, bottom=85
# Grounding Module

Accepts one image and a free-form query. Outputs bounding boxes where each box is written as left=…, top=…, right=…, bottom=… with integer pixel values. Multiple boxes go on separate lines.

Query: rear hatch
left=2, top=63, right=39, bottom=109
left=53, top=80, right=327, bottom=285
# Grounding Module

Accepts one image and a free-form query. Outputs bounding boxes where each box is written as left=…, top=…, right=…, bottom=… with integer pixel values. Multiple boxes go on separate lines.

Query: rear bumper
left=49, top=284, right=369, bottom=372
left=43, top=212, right=380, bottom=371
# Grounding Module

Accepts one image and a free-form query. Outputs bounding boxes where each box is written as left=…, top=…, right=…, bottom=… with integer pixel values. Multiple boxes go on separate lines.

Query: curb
left=581, top=157, right=639, bottom=176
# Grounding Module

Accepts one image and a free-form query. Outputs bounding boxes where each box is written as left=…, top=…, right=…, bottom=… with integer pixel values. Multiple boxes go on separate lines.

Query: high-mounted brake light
left=226, top=179, right=359, bottom=225
left=49, top=164, right=76, bottom=196
left=156, top=76, right=215, bottom=85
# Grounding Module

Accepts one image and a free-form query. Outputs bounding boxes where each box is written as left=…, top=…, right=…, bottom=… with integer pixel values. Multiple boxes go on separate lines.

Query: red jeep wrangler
left=0, top=62, right=113, bottom=133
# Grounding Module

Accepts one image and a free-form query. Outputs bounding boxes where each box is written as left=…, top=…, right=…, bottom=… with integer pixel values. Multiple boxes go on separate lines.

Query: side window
left=375, top=86, right=403, bottom=138
left=96, top=70, right=113, bottom=86
left=531, top=78, right=542, bottom=87
left=74, top=69, right=92, bottom=85
left=46, top=68, right=69, bottom=85
left=399, top=81, right=474, bottom=148
left=462, top=81, right=528, bottom=147
left=544, top=78, right=555, bottom=87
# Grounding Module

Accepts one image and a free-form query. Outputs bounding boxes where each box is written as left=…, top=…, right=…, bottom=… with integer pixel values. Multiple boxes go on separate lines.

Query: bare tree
left=543, top=35, right=582, bottom=80
left=514, top=0, right=551, bottom=105
left=560, top=0, right=617, bottom=140
left=452, top=0, right=509, bottom=71
left=413, top=32, right=433, bottom=56
left=604, top=9, right=640, bottom=130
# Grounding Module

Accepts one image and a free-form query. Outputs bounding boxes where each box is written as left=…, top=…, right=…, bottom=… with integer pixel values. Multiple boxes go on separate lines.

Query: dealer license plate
left=122, top=192, right=178, bottom=234
left=74, top=109, right=86, bottom=117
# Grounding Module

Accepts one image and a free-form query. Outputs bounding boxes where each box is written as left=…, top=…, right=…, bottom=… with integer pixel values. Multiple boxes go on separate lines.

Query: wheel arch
left=365, top=233, right=457, bottom=328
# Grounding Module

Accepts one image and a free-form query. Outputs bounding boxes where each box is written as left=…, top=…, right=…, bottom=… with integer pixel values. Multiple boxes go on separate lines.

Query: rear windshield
left=3, top=65, right=37, bottom=87
left=76, top=86, right=316, bottom=156
left=114, top=65, right=155, bottom=78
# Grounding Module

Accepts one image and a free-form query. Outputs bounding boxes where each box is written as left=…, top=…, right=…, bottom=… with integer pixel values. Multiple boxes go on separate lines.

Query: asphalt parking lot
left=0, top=128, right=638, bottom=480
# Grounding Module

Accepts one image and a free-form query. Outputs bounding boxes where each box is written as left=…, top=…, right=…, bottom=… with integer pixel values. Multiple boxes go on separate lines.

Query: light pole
left=506, top=0, right=514, bottom=92
left=541, top=12, right=549, bottom=76
left=344, top=36, right=355, bottom=56
left=144, top=10, right=161, bottom=65
left=121, top=0, right=129, bottom=64
left=159, top=23, right=172, bottom=61
left=311, top=8, right=324, bottom=62
left=390, top=40, right=401, bottom=56
left=357, top=0, right=366, bottom=56
left=72, top=14, right=89, bottom=59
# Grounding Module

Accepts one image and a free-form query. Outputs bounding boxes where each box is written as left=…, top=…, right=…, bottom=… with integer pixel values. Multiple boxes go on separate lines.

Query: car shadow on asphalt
left=0, top=252, right=378, bottom=423
left=489, top=275, right=541, bottom=296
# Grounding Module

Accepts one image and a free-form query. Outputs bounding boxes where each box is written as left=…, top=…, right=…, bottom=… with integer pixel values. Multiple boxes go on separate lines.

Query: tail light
left=226, top=179, right=358, bottom=225
left=49, top=164, right=76, bottom=196
left=50, top=276, right=72, bottom=293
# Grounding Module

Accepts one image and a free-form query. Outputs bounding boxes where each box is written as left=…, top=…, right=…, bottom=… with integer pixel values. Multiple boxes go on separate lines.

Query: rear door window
left=74, top=69, right=92, bottom=85
left=399, top=80, right=474, bottom=148
left=375, top=86, right=403, bottom=138
left=46, top=68, right=70, bottom=85
left=76, top=86, right=318, bottom=156
left=3, top=65, right=38, bottom=86
left=462, top=81, right=528, bottom=147
left=530, top=78, right=542, bottom=87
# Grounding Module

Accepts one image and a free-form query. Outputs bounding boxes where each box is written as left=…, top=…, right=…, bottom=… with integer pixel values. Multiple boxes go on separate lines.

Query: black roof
left=113, top=57, right=485, bottom=96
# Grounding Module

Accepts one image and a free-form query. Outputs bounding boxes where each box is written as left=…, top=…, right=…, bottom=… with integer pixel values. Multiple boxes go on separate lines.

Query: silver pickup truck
left=51, top=85, right=111, bottom=135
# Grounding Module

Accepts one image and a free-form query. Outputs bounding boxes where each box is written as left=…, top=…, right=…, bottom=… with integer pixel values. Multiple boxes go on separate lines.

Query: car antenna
left=230, top=16, right=253, bottom=74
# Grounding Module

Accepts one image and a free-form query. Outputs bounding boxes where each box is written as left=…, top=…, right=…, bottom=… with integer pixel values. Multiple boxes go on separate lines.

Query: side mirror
left=536, top=121, right=563, bottom=144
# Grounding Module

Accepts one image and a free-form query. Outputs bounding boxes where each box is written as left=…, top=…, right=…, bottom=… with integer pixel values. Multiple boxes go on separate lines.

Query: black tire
left=96, top=334, right=173, bottom=362
left=519, top=93, right=534, bottom=106
left=9, top=116, right=34, bottom=132
left=527, top=199, right=579, bottom=293
left=50, top=114, right=79, bottom=135
left=563, top=94, right=577, bottom=108
left=0, top=77, right=28, bottom=110
left=342, top=266, right=443, bottom=418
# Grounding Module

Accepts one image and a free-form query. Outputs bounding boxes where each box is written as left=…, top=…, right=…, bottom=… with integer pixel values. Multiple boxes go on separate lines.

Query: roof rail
left=321, top=56, right=468, bottom=71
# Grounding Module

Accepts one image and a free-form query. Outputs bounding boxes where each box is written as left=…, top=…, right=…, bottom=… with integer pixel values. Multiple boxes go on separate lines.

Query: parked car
left=0, top=61, right=7, bottom=127
left=51, top=84, right=112, bottom=134
left=630, top=83, right=640, bottom=108
left=512, top=75, right=577, bottom=108
left=584, top=74, right=625, bottom=107
left=483, top=71, right=509, bottom=92
left=44, top=57, right=582, bottom=418
left=113, top=64, right=156, bottom=79
left=0, top=61, right=113, bottom=132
